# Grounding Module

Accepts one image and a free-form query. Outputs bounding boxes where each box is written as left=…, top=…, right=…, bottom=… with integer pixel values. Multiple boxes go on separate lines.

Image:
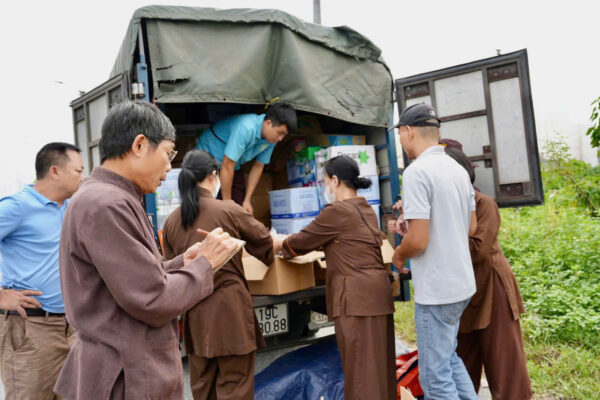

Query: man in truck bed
left=195, top=103, right=297, bottom=213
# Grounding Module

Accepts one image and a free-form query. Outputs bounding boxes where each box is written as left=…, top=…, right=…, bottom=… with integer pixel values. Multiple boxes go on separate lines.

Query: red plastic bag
left=396, top=350, right=424, bottom=398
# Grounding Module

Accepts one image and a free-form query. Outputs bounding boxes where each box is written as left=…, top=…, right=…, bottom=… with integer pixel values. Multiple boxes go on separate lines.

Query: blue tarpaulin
left=255, top=337, right=345, bottom=400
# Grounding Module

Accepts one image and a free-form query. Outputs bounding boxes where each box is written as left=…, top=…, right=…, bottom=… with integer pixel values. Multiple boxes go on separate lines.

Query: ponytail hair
left=324, top=155, right=372, bottom=191
left=178, top=150, right=219, bottom=230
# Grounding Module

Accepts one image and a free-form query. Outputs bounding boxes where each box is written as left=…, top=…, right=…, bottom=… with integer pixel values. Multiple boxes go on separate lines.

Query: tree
left=586, top=96, right=600, bottom=148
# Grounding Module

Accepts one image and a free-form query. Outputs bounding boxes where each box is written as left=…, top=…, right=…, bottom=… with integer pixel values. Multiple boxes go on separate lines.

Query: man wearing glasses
left=196, top=103, right=297, bottom=214
left=55, top=101, right=239, bottom=399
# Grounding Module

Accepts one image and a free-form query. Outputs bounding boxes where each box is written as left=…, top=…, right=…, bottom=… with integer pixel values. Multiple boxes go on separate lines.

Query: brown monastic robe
left=162, top=188, right=273, bottom=399
left=457, top=191, right=532, bottom=399
left=55, top=167, right=215, bottom=400
left=281, top=197, right=396, bottom=400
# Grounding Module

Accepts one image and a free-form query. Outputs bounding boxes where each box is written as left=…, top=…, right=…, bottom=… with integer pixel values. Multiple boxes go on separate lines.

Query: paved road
left=0, top=326, right=492, bottom=399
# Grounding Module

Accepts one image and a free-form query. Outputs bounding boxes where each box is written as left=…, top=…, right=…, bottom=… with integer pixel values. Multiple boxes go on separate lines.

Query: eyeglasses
left=168, top=150, right=178, bottom=162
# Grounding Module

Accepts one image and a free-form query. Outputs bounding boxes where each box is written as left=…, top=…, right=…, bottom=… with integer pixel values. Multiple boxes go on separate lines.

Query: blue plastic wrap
left=255, top=337, right=345, bottom=400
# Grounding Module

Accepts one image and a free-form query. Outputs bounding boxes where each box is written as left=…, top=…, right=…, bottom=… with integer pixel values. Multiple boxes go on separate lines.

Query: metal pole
left=313, top=0, right=321, bottom=24
left=138, top=24, right=146, bottom=61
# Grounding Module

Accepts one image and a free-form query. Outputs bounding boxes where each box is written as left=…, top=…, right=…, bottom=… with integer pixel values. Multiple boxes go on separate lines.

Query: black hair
left=324, top=155, right=372, bottom=190
left=178, top=150, right=219, bottom=230
left=265, top=103, right=297, bottom=133
left=99, top=100, right=176, bottom=163
left=35, top=142, right=81, bottom=180
left=444, top=147, right=475, bottom=184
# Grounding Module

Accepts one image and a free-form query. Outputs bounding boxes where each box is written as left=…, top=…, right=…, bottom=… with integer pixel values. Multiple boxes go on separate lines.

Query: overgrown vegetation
left=499, top=136, right=600, bottom=398
left=394, top=136, right=600, bottom=399
left=586, top=96, right=600, bottom=148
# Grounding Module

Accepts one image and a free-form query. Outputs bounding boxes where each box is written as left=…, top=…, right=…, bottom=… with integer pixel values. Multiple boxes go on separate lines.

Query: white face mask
left=212, top=173, right=221, bottom=198
left=324, top=183, right=336, bottom=204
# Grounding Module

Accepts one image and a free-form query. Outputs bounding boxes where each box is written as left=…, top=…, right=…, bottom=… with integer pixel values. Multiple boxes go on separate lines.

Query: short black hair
left=265, top=103, right=297, bottom=133
left=35, top=142, right=81, bottom=180
left=324, top=155, right=372, bottom=190
left=99, top=100, right=176, bottom=163
left=444, top=147, right=475, bottom=184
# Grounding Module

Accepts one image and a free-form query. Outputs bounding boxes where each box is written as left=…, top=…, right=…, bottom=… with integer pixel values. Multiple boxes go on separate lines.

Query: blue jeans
left=415, top=299, right=478, bottom=400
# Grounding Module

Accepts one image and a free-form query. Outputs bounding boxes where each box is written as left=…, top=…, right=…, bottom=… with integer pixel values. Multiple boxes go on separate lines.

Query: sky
left=0, top=0, right=598, bottom=196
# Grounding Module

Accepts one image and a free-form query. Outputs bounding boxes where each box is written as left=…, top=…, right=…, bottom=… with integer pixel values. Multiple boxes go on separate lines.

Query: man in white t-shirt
left=391, top=103, right=478, bottom=399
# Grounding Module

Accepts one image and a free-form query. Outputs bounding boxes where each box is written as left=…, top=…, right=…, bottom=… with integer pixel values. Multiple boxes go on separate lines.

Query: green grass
left=393, top=301, right=600, bottom=399
left=523, top=337, right=600, bottom=399
left=393, top=299, right=416, bottom=347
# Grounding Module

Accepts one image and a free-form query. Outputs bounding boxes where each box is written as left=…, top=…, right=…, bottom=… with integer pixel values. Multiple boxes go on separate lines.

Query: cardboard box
left=357, top=175, right=381, bottom=205
left=313, top=239, right=395, bottom=270
left=294, top=146, right=322, bottom=163
left=269, top=187, right=320, bottom=219
left=156, top=168, right=182, bottom=230
left=286, top=146, right=322, bottom=186
left=286, top=159, right=317, bottom=186
left=400, top=387, right=417, bottom=400
left=271, top=217, right=315, bottom=234
left=307, top=134, right=366, bottom=147
left=371, top=204, right=381, bottom=229
left=243, top=251, right=323, bottom=295
left=315, top=145, right=377, bottom=181
left=315, top=176, right=380, bottom=210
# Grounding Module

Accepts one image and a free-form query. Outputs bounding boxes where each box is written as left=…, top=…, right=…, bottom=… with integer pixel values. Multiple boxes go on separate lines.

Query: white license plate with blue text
left=255, top=303, right=288, bottom=337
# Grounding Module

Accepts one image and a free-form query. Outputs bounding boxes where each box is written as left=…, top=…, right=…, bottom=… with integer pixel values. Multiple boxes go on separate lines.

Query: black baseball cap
left=394, top=103, right=441, bottom=128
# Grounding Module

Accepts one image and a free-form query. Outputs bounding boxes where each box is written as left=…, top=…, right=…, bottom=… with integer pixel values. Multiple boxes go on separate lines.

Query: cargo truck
left=70, top=6, right=542, bottom=349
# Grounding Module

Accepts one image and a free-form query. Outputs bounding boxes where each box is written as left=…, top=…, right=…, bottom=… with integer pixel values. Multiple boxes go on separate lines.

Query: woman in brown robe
left=444, top=147, right=532, bottom=400
left=162, top=150, right=274, bottom=400
left=274, top=155, right=396, bottom=400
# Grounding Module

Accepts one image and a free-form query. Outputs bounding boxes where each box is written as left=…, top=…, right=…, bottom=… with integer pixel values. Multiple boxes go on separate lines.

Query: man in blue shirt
left=0, top=142, right=83, bottom=399
left=196, top=103, right=297, bottom=213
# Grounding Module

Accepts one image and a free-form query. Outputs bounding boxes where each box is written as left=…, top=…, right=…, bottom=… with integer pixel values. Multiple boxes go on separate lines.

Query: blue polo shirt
left=196, top=113, right=276, bottom=170
left=0, top=185, right=68, bottom=313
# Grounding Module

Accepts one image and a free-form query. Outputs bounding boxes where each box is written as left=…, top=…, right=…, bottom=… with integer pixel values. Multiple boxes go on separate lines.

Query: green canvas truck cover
left=110, top=5, right=393, bottom=127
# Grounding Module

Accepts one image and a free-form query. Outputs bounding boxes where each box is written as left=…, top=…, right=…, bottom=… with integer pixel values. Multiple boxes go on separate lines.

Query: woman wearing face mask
left=162, top=150, right=274, bottom=400
left=273, top=155, right=396, bottom=400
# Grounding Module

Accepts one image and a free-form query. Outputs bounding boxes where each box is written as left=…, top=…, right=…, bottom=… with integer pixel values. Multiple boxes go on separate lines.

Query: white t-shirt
left=402, top=145, right=476, bottom=305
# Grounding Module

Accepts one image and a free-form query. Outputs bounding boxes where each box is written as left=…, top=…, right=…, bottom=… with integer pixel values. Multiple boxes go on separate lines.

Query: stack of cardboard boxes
left=279, top=133, right=382, bottom=230
left=314, top=144, right=382, bottom=227
left=286, top=146, right=321, bottom=188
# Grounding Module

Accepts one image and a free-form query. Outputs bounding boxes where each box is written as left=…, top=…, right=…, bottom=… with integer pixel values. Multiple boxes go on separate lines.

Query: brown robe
left=459, top=191, right=525, bottom=333
left=457, top=191, right=532, bottom=399
left=56, top=167, right=215, bottom=400
left=162, top=188, right=273, bottom=399
left=282, top=197, right=396, bottom=400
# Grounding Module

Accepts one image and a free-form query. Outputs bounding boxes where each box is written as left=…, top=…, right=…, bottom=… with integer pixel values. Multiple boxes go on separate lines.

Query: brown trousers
left=334, top=313, right=397, bottom=400
left=188, top=351, right=256, bottom=400
left=0, top=314, right=76, bottom=400
left=217, top=169, right=246, bottom=206
left=457, top=272, right=532, bottom=400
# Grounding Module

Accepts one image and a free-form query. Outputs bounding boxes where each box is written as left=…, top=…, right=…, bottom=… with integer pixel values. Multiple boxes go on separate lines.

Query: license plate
left=255, top=303, right=288, bottom=337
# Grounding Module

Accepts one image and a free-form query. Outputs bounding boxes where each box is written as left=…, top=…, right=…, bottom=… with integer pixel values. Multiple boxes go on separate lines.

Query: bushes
left=499, top=136, right=600, bottom=348
left=500, top=205, right=600, bottom=347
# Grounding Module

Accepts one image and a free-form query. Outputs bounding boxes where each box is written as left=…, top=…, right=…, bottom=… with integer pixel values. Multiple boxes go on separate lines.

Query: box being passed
left=269, top=187, right=320, bottom=219
left=271, top=217, right=315, bottom=235
left=243, top=250, right=324, bottom=295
